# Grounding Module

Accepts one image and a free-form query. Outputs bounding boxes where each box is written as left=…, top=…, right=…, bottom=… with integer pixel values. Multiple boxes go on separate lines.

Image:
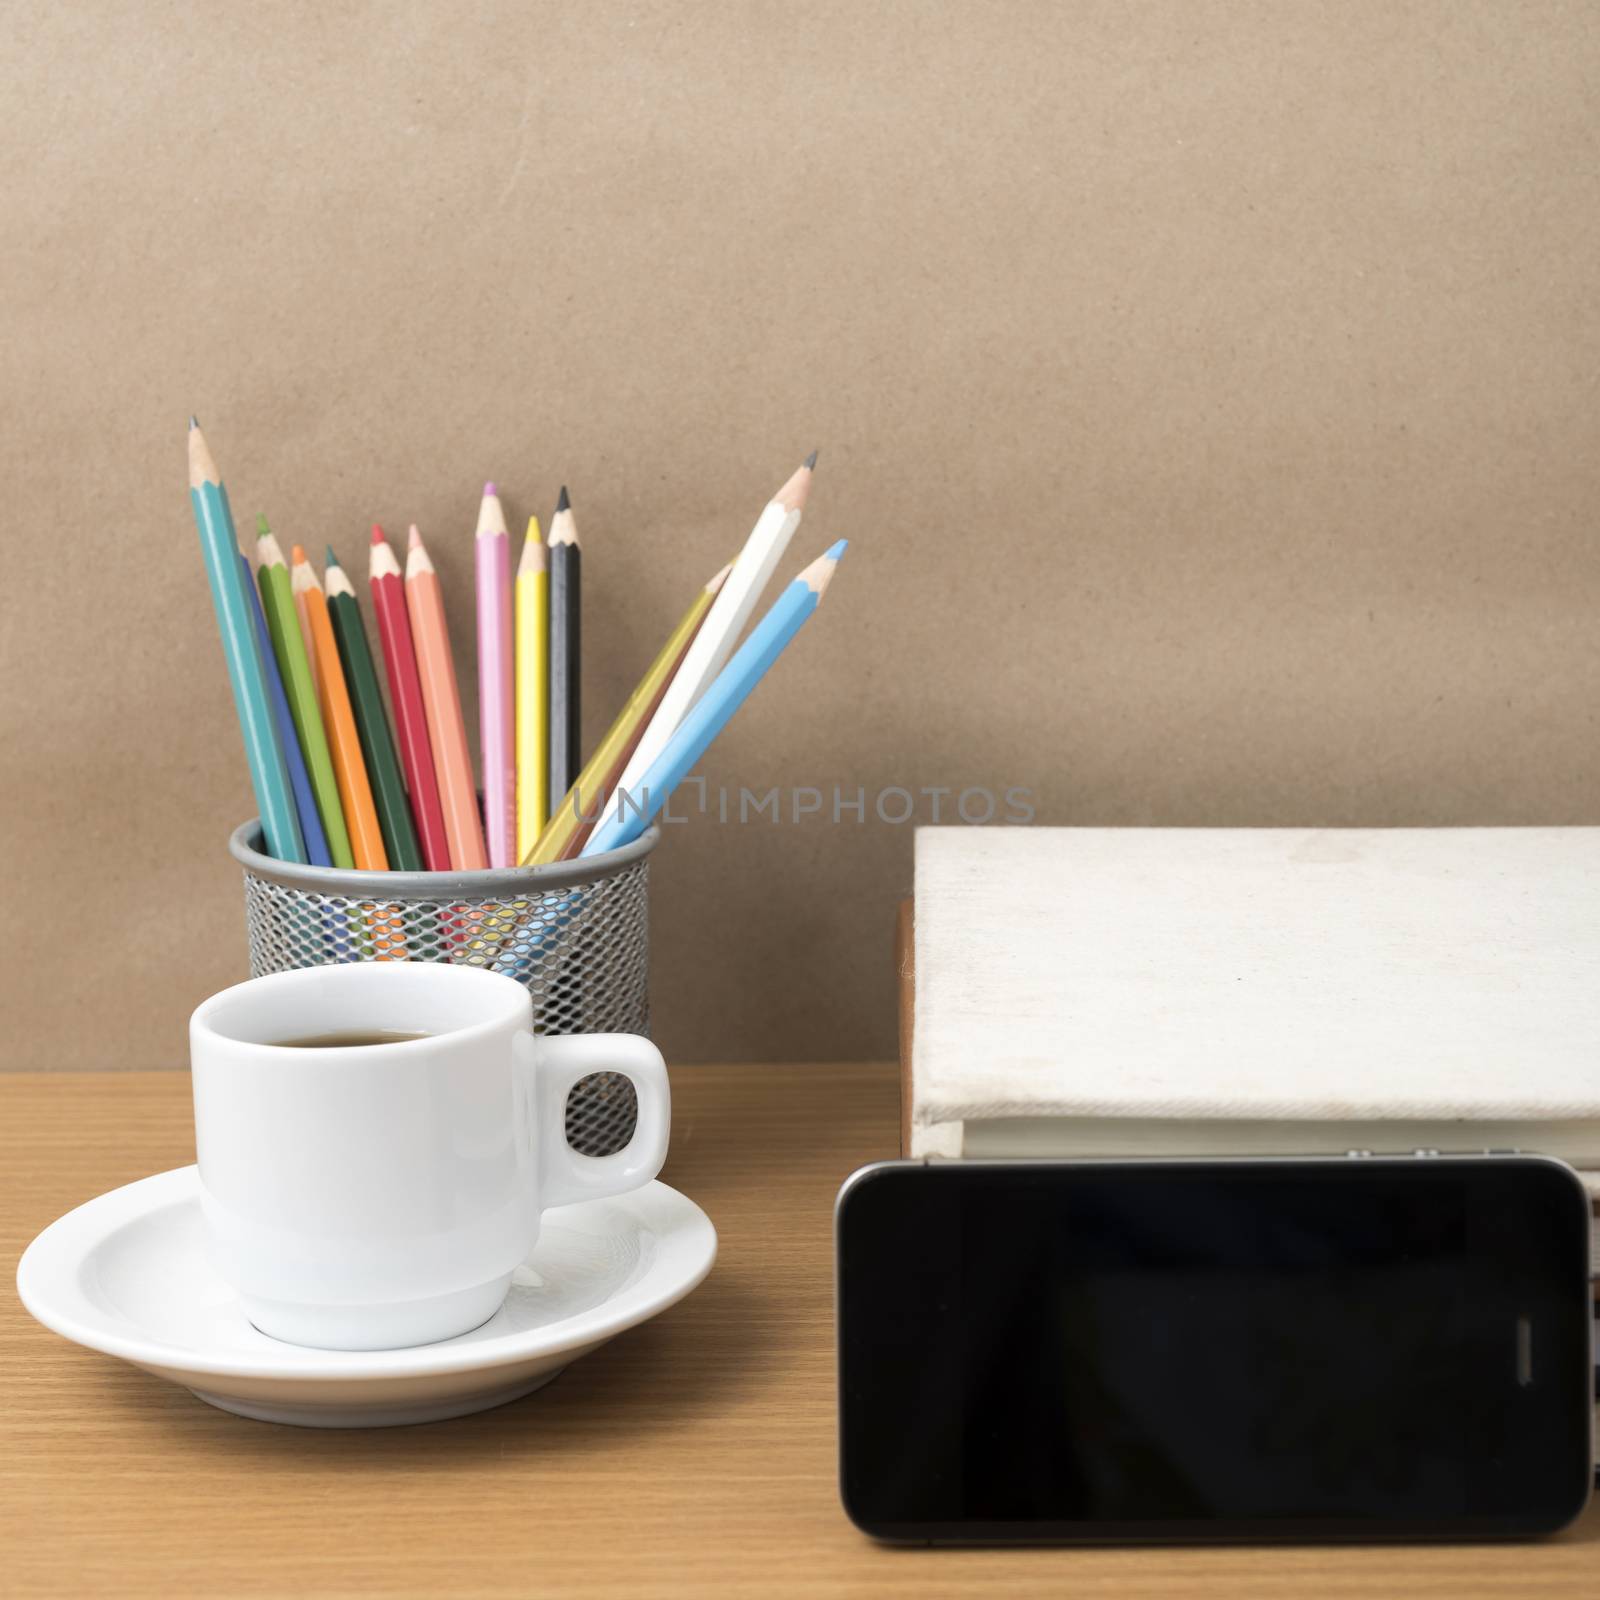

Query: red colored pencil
left=369, top=524, right=452, bottom=871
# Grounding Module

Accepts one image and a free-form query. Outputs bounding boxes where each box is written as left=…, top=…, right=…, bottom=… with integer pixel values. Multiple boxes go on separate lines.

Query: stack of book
left=901, top=826, right=1600, bottom=1256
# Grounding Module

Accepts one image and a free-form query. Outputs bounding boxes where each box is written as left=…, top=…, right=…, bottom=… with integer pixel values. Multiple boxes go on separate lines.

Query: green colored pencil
left=324, top=545, right=423, bottom=872
left=255, top=516, right=354, bottom=868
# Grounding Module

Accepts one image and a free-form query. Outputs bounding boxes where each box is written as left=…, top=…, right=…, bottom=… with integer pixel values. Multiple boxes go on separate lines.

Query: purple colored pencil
left=475, top=482, right=515, bottom=867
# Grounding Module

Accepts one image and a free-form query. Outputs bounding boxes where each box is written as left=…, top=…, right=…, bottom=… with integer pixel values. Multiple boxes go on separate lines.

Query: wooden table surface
left=4, top=1064, right=1595, bottom=1598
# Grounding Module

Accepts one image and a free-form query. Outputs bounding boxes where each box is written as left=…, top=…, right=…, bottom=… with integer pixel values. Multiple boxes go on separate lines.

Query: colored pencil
left=256, top=519, right=354, bottom=869
left=583, top=540, right=846, bottom=858
left=370, top=525, right=452, bottom=871
left=292, top=567, right=321, bottom=702
left=476, top=483, right=515, bottom=867
left=406, top=525, right=488, bottom=870
left=241, top=553, right=331, bottom=866
left=514, top=516, right=549, bottom=862
left=187, top=420, right=304, bottom=862
left=526, top=559, right=732, bottom=866
left=248, top=549, right=357, bottom=958
left=326, top=546, right=423, bottom=872
left=292, top=546, right=388, bottom=871
left=610, top=453, right=814, bottom=810
left=547, top=486, right=581, bottom=804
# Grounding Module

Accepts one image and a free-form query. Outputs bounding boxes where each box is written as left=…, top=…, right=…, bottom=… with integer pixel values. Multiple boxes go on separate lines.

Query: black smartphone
left=836, top=1156, right=1593, bottom=1544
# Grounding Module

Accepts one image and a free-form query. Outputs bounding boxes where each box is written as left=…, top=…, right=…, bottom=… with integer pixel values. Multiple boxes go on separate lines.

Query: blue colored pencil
left=188, top=420, right=305, bottom=862
left=581, top=540, right=848, bottom=857
left=241, top=553, right=331, bottom=866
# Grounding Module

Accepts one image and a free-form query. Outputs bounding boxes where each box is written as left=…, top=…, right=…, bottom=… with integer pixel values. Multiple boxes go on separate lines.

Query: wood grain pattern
left=3, top=1066, right=1595, bottom=1598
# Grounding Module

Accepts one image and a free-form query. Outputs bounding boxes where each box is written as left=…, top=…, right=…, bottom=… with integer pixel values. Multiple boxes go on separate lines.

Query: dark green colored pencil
left=324, top=546, right=424, bottom=871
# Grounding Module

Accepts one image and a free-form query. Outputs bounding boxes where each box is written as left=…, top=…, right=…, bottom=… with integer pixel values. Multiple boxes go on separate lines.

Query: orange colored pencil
left=405, top=525, right=488, bottom=870
left=293, top=574, right=322, bottom=701
left=291, top=545, right=389, bottom=872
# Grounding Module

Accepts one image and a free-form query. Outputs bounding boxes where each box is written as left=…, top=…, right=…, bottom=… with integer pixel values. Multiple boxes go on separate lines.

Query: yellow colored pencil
left=514, top=516, right=548, bottom=862
left=525, top=559, right=732, bottom=866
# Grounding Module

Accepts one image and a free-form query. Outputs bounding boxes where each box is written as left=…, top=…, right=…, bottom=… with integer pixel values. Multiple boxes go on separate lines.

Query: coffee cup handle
left=516, top=1032, right=672, bottom=1210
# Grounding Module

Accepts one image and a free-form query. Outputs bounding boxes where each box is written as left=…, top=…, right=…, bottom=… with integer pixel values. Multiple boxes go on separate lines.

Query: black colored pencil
left=547, top=486, right=582, bottom=801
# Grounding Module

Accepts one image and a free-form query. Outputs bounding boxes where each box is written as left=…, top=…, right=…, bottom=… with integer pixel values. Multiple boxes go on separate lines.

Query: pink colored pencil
left=475, top=483, right=515, bottom=868
left=406, top=525, right=488, bottom=870
left=369, top=524, right=452, bottom=871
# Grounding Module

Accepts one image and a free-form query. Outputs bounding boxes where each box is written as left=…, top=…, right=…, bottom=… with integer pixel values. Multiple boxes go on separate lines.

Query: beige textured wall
left=3, top=1, right=1598, bottom=1071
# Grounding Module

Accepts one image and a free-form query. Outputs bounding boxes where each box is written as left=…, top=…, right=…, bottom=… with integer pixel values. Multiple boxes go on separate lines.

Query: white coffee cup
left=189, top=962, right=670, bottom=1351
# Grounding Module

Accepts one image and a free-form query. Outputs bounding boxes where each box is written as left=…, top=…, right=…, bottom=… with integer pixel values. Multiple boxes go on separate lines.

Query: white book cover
left=911, top=827, right=1600, bottom=1201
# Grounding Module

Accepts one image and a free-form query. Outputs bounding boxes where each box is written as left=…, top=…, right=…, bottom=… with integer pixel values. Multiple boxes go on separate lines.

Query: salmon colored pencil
left=291, top=545, right=388, bottom=872
left=406, top=524, right=488, bottom=870
left=370, top=524, right=452, bottom=871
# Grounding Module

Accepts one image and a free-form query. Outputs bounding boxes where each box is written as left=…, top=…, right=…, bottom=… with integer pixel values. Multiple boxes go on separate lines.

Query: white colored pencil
left=609, top=452, right=815, bottom=807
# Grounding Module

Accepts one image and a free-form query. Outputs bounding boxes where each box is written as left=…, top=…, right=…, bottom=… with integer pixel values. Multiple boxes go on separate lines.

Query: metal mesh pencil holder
left=229, top=820, right=658, bottom=1158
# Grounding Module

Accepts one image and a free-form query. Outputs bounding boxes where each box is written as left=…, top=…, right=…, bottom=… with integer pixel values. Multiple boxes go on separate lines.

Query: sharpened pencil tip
left=476, top=484, right=509, bottom=540
left=290, top=544, right=307, bottom=566
left=774, top=456, right=815, bottom=514
left=189, top=415, right=200, bottom=430
left=555, top=485, right=570, bottom=514
left=798, top=540, right=845, bottom=595
left=804, top=449, right=818, bottom=470
left=325, top=544, right=341, bottom=569
left=407, top=524, right=422, bottom=549
left=371, top=524, right=386, bottom=545
left=256, top=513, right=271, bottom=537
left=517, top=519, right=545, bottom=575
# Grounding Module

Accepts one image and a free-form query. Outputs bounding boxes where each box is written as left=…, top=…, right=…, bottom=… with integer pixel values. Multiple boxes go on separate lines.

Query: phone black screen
left=837, top=1159, right=1592, bottom=1542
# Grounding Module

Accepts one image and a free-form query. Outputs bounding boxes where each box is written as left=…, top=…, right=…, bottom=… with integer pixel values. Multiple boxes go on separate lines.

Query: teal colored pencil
left=581, top=540, right=847, bottom=857
left=187, top=420, right=305, bottom=862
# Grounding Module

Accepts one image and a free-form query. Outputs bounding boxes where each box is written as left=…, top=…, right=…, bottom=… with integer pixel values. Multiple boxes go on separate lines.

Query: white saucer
left=17, top=1166, right=716, bottom=1428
